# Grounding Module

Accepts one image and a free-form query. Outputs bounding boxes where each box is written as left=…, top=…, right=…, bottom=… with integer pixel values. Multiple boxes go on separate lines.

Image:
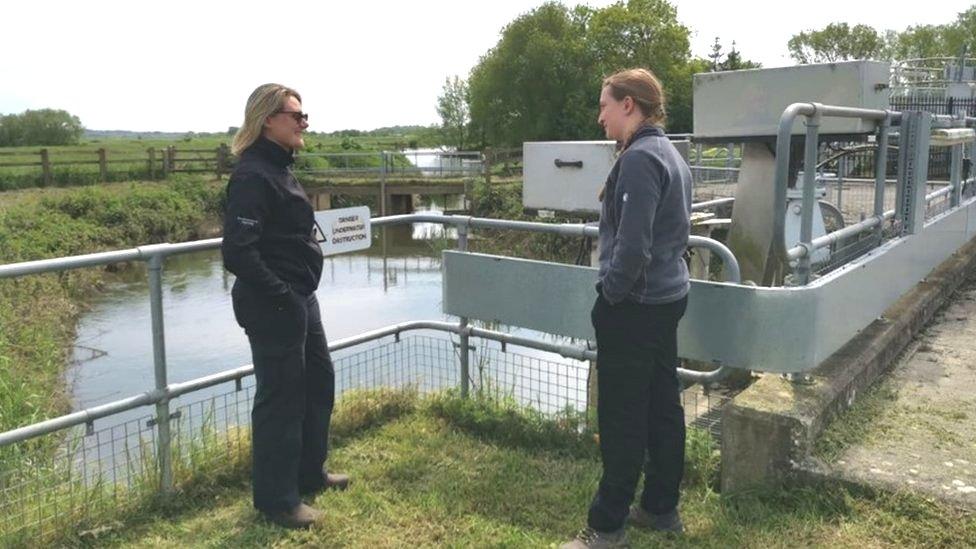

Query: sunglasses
left=276, top=110, right=309, bottom=123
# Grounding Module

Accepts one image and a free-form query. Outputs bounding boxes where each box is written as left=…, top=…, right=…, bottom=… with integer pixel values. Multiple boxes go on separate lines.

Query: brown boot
left=301, top=472, right=352, bottom=495
left=324, top=473, right=351, bottom=491
left=264, top=503, right=324, bottom=529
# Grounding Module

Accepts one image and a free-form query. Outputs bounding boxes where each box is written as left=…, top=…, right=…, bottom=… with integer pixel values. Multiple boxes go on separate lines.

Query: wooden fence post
left=97, top=148, right=108, bottom=182
left=148, top=148, right=157, bottom=180
left=168, top=147, right=176, bottom=175
left=216, top=143, right=230, bottom=177
left=162, top=146, right=170, bottom=177
left=40, top=149, right=52, bottom=186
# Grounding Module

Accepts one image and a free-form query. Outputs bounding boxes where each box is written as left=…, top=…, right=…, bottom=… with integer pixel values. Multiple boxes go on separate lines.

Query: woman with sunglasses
left=223, top=83, right=348, bottom=530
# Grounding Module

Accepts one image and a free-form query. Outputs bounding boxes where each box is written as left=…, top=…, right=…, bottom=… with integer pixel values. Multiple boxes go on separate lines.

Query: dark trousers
left=587, top=293, right=687, bottom=533
left=232, top=285, right=335, bottom=513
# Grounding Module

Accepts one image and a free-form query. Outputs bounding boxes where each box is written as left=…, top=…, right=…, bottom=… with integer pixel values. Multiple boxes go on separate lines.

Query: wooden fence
left=0, top=144, right=232, bottom=185
left=0, top=145, right=523, bottom=189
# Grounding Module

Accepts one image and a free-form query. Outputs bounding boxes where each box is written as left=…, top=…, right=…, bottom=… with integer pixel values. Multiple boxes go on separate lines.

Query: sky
left=1, top=0, right=972, bottom=133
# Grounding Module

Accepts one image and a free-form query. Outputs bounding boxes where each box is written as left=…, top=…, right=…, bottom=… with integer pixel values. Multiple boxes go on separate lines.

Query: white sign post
left=313, top=206, right=372, bottom=256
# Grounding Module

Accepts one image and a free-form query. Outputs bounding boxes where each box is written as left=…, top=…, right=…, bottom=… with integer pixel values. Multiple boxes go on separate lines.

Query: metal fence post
left=969, top=140, right=976, bottom=198
left=147, top=253, right=174, bottom=493
left=873, top=114, right=890, bottom=243
left=380, top=152, right=389, bottom=292
left=379, top=152, right=387, bottom=216
left=837, top=153, right=846, bottom=213
left=457, top=223, right=470, bottom=398
left=795, top=110, right=821, bottom=285
left=951, top=143, right=963, bottom=208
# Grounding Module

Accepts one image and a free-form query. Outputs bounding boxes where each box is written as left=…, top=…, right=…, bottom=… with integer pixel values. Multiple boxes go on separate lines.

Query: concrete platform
left=820, top=276, right=976, bottom=509
left=722, top=237, right=976, bottom=493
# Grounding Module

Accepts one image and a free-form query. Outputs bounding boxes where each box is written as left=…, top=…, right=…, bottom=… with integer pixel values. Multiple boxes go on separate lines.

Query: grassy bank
left=45, top=389, right=975, bottom=548
left=0, top=176, right=224, bottom=467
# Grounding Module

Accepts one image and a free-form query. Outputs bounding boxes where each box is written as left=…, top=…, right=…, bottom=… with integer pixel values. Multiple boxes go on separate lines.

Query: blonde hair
left=231, top=83, right=302, bottom=156
left=602, top=68, right=667, bottom=127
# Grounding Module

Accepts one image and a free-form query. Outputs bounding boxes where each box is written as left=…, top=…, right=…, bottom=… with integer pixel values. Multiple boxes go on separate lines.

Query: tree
left=436, top=76, right=470, bottom=150
left=884, top=24, right=951, bottom=60
left=467, top=2, right=596, bottom=146
left=939, top=5, right=976, bottom=58
left=587, top=0, right=705, bottom=132
left=708, top=37, right=722, bottom=71
left=467, top=0, right=703, bottom=145
left=788, top=23, right=885, bottom=64
left=0, top=109, right=84, bottom=146
left=719, top=41, right=762, bottom=71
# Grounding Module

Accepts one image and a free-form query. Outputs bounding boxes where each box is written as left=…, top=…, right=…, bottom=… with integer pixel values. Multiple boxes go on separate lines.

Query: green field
left=0, top=130, right=449, bottom=190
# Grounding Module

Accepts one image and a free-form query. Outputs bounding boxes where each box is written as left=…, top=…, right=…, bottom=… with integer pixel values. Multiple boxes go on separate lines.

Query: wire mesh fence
left=0, top=334, right=730, bottom=546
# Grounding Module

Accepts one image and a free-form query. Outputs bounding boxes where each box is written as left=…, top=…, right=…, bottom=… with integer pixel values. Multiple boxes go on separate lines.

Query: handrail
left=773, top=102, right=976, bottom=283
left=0, top=320, right=597, bottom=448
left=0, top=214, right=740, bottom=283
left=785, top=179, right=976, bottom=261
left=0, top=212, right=741, bottom=452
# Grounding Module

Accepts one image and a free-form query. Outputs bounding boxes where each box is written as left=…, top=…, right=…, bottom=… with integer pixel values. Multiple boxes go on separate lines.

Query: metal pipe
left=773, top=104, right=812, bottom=265
left=786, top=178, right=962, bottom=260
left=456, top=224, right=471, bottom=398
left=951, top=143, right=963, bottom=207
left=0, top=391, right=159, bottom=447
left=2, top=211, right=737, bottom=279
left=787, top=214, right=887, bottom=260
left=773, top=103, right=896, bottom=266
left=678, top=363, right=730, bottom=384
left=796, top=105, right=823, bottom=284
left=167, top=366, right=253, bottom=399
left=688, top=235, right=740, bottom=283
left=691, top=197, right=735, bottom=211
left=927, top=184, right=954, bottom=202
left=327, top=320, right=461, bottom=352
left=470, top=217, right=590, bottom=237
left=0, top=248, right=142, bottom=279
left=874, top=114, right=891, bottom=242
left=147, top=254, right=173, bottom=493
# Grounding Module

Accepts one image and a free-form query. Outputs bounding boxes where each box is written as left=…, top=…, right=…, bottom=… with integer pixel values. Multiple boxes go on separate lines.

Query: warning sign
left=313, top=206, right=372, bottom=256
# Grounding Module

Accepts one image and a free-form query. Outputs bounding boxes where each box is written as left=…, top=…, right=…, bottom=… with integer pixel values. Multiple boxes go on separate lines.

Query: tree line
left=0, top=109, right=84, bottom=147
left=437, top=1, right=976, bottom=148
left=789, top=9, right=975, bottom=64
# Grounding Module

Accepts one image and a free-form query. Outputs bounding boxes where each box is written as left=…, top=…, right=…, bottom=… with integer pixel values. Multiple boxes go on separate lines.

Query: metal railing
left=0, top=211, right=740, bottom=500
left=772, top=103, right=976, bottom=285
left=0, top=333, right=730, bottom=545
left=294, top=150, right=485, bottom=179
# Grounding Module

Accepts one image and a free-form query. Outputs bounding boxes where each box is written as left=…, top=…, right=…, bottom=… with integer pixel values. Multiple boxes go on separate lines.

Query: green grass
left=0, top=177, right=224, bottom=469
left=29, top=389, right=972, bottom=548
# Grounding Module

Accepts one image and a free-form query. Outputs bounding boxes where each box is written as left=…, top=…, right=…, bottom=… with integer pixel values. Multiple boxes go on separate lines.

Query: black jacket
left=222, top=136, right=323, bottom=297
